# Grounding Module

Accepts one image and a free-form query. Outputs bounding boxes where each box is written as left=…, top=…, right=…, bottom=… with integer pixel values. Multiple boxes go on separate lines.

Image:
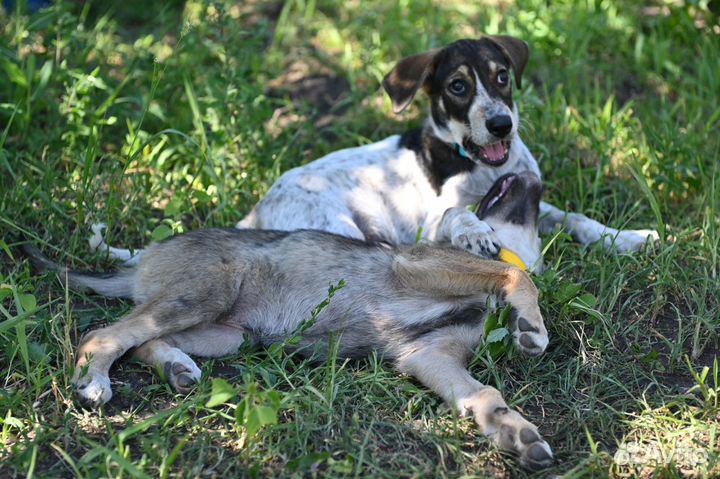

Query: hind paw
left=608, top=229, right=660, bottom=253
left=508, top=307, right=548, bottom=356
left=163, top=359, right=202, bottom=394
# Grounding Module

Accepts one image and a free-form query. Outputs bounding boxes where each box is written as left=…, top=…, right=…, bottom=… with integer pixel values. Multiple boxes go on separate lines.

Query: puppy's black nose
left=486, top=115, right=513, bottom=138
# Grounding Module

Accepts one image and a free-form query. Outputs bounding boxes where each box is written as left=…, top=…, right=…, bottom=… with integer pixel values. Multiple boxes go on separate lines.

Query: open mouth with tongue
left=476, top=173, right=517, bottom=218
left=463, top=139, right=511, bottom=166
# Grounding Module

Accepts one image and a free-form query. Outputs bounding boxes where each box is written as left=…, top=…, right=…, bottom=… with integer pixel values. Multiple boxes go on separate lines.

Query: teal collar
left=454, top=143, right=472, bottom=160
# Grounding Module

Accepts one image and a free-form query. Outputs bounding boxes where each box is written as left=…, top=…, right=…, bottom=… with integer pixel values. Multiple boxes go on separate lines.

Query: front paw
left=451, top=223, right=499, bottom=257
left=496, top=418, right=554, bottom=470
left=461, top=389, right=553, bottom=470
left=72, top=369, right=112, bottom=408
left=606, top=229, right=659, bottom=253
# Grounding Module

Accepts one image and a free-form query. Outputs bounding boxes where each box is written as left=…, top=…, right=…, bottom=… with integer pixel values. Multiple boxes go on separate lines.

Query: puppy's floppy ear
left=486, top=35, right=529, bottom=89
left=382, top=48, right=440, bottom=114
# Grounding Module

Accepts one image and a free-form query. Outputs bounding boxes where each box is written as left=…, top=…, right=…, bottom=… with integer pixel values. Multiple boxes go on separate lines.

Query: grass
left=1, top=0, right=719, bottom=477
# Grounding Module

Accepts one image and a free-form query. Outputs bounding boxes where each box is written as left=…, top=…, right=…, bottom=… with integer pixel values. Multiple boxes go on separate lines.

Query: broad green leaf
left=18, top=293, right=37, bottom=313
left=264, top=390, right=281, bottom=408
left=0, top=286, right=12, bottom=301
left=575, top=293, right=597, bottom=308
left=2, top=59, right=27, bottom=87
left=486, top=327, right=509, bottom=343
left=245, top=405, right=277, bottom=437
left=28, top=341, right=48, bottom=362
left=484, top=311, right=499, bottom=337
left=151, top=225, right=173, bottom=242
left=487, top=342, right=506, bottom=360
left=164, top=196, right=185, bottom=216
left=555, top=282, right=583, bottom=303
left=206, top=378, right=236, bottom=408
left=498, top=304, right=512, bottom=325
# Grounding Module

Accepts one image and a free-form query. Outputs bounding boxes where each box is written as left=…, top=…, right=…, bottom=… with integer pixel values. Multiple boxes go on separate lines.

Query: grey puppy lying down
left=25, top=172, right=554, bottom=469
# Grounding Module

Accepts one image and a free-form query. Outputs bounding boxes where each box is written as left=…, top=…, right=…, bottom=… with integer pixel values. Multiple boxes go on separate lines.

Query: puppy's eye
left=497, top=69, right=510, bottom=86
left=448, top=79, right=467, bottom=95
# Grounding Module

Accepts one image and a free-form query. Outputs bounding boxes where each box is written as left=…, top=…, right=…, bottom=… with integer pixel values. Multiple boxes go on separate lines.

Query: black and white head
left=383, top=36, right=529, bottom=167
left=476, top=171, right=543, bottom=272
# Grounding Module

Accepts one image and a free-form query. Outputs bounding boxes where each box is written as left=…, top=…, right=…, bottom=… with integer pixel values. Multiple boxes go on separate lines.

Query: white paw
left=605, top=229, right=659, bottom=253
left=73, top=370, right=112, bottom=408
left=88, top=223, right=107, bottom=251
left=451, top=222, right=500, bottom=257
left=508, top=307, right=548, bottom=356
left=162, top=350, right=202, bottom=394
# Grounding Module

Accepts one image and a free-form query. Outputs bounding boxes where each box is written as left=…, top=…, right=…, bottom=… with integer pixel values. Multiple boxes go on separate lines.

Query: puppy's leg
left=394, top=249, right=548, bottom=355
left=162, top=322, right=248, bottom=357
left=132, top=323, right=248, bottom=393
left=539, top=201, right=659, bottom=252
left=72, top=298, right=221, bottom=407
left=395, top=329, right=553, bottom=470
left=434, top=207, right=500, bottom=256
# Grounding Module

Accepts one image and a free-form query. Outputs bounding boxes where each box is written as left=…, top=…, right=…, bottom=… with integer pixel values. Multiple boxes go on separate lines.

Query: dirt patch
left=615, top=74, right=644, bottom=105
left=280, top=74, right=350, bottom=118
left=614, top=290, right=719, bottom=394
left=265, top=57, right=352, bottom=137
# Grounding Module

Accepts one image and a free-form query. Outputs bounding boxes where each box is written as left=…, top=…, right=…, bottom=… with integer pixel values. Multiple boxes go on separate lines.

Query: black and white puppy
left=93, top=36, right=658, bottom=271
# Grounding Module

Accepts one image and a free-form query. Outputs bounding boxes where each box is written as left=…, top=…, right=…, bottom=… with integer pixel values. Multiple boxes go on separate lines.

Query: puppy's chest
left=346, top=148, right=438, bottom=241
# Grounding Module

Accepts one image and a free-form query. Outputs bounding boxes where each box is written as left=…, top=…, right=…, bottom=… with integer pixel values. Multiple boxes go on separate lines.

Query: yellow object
left=499, top=248, right=527, bottom=271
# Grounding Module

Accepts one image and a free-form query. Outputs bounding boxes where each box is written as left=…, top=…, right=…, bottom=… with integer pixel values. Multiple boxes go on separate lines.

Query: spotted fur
left=91, top=36, right=658, bottom=270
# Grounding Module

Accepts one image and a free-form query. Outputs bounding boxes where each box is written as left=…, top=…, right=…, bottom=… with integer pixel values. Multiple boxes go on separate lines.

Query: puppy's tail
left=22, top=243, right=136, bottom=299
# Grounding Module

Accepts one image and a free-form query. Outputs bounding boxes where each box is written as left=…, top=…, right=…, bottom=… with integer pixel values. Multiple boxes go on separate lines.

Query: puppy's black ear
left=382, top=48, right=440, bottom=114
left=486, top=35, right=529, bottom=89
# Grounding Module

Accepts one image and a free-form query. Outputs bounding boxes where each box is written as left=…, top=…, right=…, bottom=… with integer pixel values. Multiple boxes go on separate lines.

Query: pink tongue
left=480, top=143, right=506, bottom=162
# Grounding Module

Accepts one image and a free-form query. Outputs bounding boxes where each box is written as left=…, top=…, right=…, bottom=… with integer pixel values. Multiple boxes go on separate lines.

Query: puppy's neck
left=402, top=120, right=525, bottom=197
left=399, top=124, right=475, bottom=195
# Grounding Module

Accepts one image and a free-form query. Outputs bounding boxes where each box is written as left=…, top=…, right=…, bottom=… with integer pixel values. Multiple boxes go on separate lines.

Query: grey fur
left=22, top=244, right=134, bottom=298
left=28, top=174, right=553, bottom=469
